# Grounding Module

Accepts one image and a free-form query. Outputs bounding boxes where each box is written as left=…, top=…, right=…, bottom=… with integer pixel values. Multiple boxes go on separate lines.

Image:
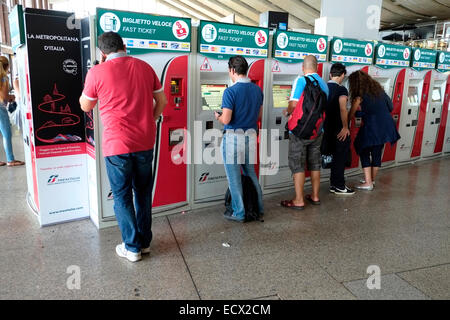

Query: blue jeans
left=222, top=131, right=264, bottom=219
left=0, top=107, right=14, bottom=162
left=105, top=149, right=154, bottom=253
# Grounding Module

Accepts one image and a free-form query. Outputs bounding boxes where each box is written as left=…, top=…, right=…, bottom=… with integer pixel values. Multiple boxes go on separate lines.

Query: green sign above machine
left=9, top=5, right=25, bottom=52
left=411, top=48, right=436, bottom=71
left=273, top=30, right=328, bottom=63
left=374, top=43, right=411, bottom=69
left=330, top=37, right=374, bottom=66
left=436, top=51, right=450, bottom=73
left=96, top=8, right=191, bottom=55
left=199, top=21, right=269, bottom=60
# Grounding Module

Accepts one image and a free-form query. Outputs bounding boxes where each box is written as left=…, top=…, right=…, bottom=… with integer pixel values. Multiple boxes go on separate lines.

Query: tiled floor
left=0, top=133, right=449, bottom=300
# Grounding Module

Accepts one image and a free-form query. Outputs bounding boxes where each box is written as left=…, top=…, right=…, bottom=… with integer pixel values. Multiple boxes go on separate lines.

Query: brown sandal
left=0, top=161, right=5, bottom=167
left=281, top=200, right=305, bottom=210
left=7, top=160, right=25, bottom=167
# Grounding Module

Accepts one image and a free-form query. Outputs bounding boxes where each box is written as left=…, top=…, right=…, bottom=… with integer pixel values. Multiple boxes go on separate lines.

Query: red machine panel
left=248, top=59, right=265, bottom=178
left=152, top=55, right=188, bottom=208
left=382, top=69, right=406, bottom=163
left=434, top=75, right=450, bottom=153
left=411, top=70, right=432, bottom=158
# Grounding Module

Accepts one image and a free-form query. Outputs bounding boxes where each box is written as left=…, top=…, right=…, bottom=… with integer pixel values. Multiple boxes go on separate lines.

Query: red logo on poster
left=200, top=58, right=212, bottom=71
left=365, top=43, right=373, bottom=56
left=256, top=31, right=266, bottom=46
left=175, top=21, right=187, bottom=38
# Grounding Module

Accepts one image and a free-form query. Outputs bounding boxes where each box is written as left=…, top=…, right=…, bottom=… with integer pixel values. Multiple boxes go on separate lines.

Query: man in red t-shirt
left=80, top=32, right=167, bottom=262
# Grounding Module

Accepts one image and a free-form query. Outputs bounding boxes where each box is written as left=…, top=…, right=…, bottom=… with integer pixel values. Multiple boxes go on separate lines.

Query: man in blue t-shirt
left=214, top=55, right=264, bottom=222
left=281, top=55, right=329, bottom=210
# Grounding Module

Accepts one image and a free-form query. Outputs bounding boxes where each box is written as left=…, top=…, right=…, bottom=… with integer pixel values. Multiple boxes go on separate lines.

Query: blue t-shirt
left=290, top=73, right=329, bottom=101
left=221, top=78, right=263, bottom=131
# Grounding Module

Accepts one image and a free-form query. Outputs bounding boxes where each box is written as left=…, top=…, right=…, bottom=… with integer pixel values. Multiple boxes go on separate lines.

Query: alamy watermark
left=66, top=265, right=81, bottom=290
left=170, top=122, right=282, bottom=176
left=366, top=265, right=381, bottom=290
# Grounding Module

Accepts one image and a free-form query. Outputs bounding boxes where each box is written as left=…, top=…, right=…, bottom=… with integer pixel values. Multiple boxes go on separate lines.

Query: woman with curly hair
left=348, top=70, right=400, bottom=191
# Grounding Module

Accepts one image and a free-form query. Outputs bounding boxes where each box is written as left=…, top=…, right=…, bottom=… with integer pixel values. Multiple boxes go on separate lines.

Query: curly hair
left=348, top=70, right=384, bottom=103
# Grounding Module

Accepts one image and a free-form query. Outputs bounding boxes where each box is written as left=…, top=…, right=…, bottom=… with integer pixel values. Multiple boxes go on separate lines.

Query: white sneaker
left=116, top=243, right=141, bottom=262
left=355, top=184, right=374, bottom=191
left=360, top=179, right=376, bottom=186
left=141, top=247, right=150, bottom=254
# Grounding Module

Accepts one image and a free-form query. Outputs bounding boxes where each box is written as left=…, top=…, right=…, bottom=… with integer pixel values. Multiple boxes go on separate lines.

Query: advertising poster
left=330, top=37, right=374, bottom=66
left=199, top=20, right=269, bottom=60
left=273, top=30, right=328, bottom=64
left=24, top=9, right=89, bottom=226
left=374, top=43, right=411, bottom=69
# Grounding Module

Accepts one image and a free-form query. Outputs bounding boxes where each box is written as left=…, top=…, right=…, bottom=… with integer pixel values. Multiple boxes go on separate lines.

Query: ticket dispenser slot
left=170, top=78, right=183, bottom=107
left=276, top=117, right=282, bottom=125
left=169, top=128, right=184, bottom=147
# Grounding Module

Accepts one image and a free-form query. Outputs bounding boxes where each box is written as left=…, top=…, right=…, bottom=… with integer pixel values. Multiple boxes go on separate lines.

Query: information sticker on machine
left=330, top=37, right=374, bottom=66
left=374, top=42, right=411, bottom=69
left=96, top=8, right=191, bottom=55
left=411, top=48, right=437, bottom=71
left=273, top=30, right=328, bottom=64
left=198, top=20, right=269, bottom=60
left=436, top=51, right=450, bottom=73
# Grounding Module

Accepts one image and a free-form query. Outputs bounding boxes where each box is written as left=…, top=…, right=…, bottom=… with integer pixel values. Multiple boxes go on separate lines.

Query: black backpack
left=287, top=76, right=328, bottom=140
left=224, top=175, right=263, bottom=222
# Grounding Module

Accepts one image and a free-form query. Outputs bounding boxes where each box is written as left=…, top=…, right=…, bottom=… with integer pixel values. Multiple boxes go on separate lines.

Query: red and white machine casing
left=440, top=75, right=450, bottom=154
left=192, top=55, right=265, bottom=205
left=261, top=59, right=325, bottom=193
left=87, top=23, right=190, bottom=229
left=421, top=70, right=450, bottom=157
left=368, top=65, right=407, bottom=167
left=396, top=69, right=433, bottom=163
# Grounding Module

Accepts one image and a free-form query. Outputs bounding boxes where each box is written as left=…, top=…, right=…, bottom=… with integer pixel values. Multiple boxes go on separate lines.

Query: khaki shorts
left=288, top=133, right=323, bottom=174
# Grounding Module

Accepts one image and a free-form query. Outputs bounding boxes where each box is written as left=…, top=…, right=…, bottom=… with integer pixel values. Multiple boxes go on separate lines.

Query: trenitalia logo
left=199, top=173, right=210, bottom=183
left=47, top=174, right=81, bottom=185
left=48, top=175, right=59, bottom=184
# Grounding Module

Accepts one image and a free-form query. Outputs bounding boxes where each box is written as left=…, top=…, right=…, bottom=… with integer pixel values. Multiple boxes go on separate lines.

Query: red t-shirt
left=82, top=55, right=163, bottom=157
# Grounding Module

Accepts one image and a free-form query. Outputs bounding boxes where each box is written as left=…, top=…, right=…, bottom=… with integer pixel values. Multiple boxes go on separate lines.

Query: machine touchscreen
left=273, top=85, right=292, bottom=108
left=407, top=86, right=419, bottom=105
left=432, top=87, right=441, bottom=102
left=201, top=84, right=228, bottom=111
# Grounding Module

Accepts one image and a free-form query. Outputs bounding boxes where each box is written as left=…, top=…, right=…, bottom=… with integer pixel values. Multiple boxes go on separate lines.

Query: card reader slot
left=276, top=117, right=282, bottom=125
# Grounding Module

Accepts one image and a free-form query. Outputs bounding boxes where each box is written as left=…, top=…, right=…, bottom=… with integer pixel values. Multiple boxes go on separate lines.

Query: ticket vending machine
left=442, top=76, right=450, bottom=153
left=369, top=43, right=411, bottom=167
left=262, top=31, right=328, bottom=192
left=193, top=21, right=269, bottom=204
left=433, top=52, right=450, bottom=154
left=87, top=9, right=191, bottom=228
left=328, top=37, right=375, bottom=176
left=396, top=48, right=437, bottom=163
left=421, top=69, right=449, bottom=158
left=436, top=53, right=450, bottom=155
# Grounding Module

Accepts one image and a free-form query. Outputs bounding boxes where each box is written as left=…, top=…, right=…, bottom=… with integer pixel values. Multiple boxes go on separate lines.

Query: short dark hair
left=228, top=55, right=249, bottom=75
left=97, top=32, right=124, bottom=55
left=330, top=63, right=347, bottom=78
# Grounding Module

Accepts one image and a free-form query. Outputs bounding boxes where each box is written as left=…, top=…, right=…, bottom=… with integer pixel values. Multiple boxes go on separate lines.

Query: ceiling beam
left=195, top=0, right=256, bottom=25
left=157, top=0, right=203, bottom=21
left=179, top=0, right=225, bottom=21
left=159, top=0, right=210, bottom=20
